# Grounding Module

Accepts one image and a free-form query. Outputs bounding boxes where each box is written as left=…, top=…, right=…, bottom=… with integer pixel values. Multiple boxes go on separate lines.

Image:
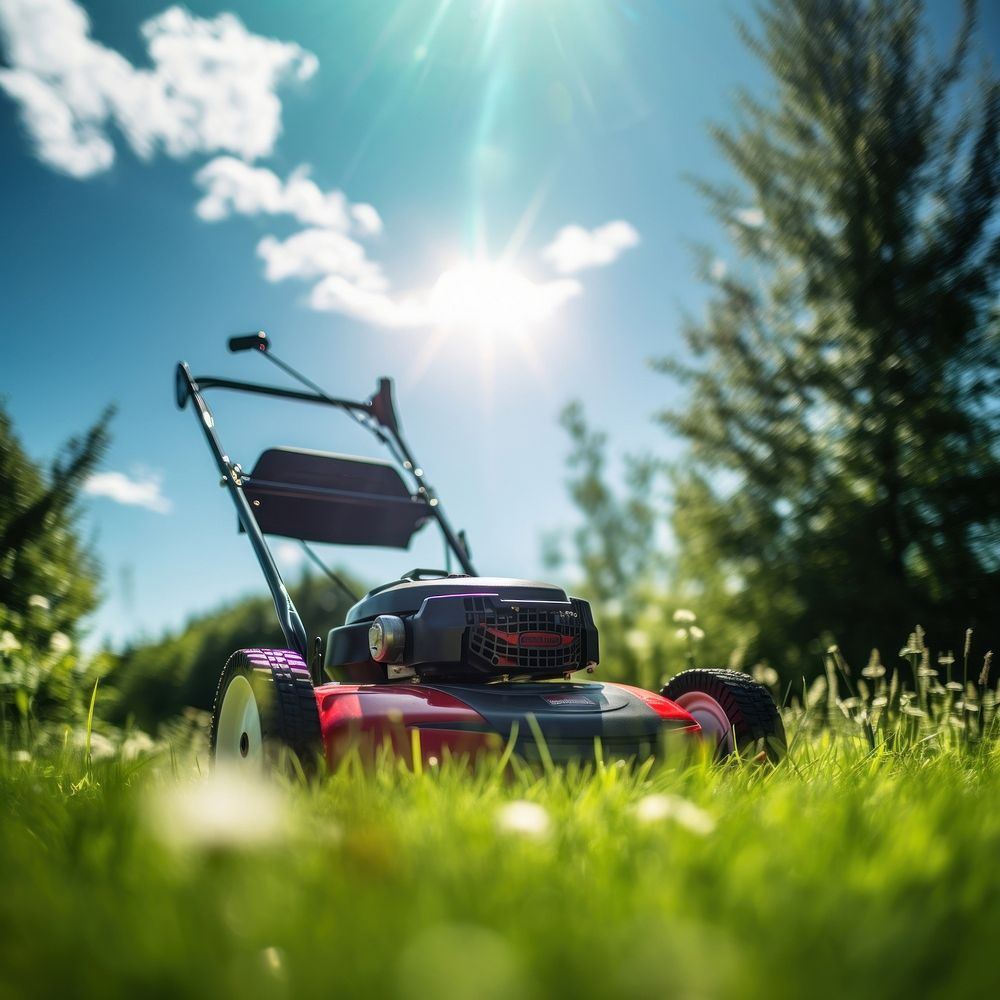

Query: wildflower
left=938, top=653, right=955, bottom=667
left=496, top=800, right=550, bottom=838
left=121, top=731, right=156, bottom=760
left=27, top=595, right=50, bottom=611
left=49, top=632, right=72, bottom=655
left=634, top=794, right=715, bottom=836
left=626, top=629, right=651, bottom=653
left=902, top=705, right=926, bottom=718
left=0, top=631, right=21, bottom=654
left=872, top=696, right=888, bottom=709
left=752, top=664, right=779, bottom=687
left=861, top=664, right=886, bottom=679
left=674, top=628, right=688, bottom=641
left=946, top=681, right=964, bottom=692
left=672, top=609, right=697, bottom=624
left=148, top=773, right=290, bottom=849
left=689, top=626, right=705, bottom=641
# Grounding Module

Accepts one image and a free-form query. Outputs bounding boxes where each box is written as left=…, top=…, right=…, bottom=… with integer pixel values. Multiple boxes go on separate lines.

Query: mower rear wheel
left=210, top=648, right=322, bottom=774
left=661, top=668, right=786, bottom=762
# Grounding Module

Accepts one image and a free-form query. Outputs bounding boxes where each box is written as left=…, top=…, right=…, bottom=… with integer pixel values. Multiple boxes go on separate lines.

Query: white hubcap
left=216, top=674, right=263, bottom=770
left=674, top=691, right=734, bottom=755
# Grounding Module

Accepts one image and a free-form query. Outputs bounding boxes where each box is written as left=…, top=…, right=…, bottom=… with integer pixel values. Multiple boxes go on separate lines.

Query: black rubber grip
left=228, top=332, right=269, bottom=353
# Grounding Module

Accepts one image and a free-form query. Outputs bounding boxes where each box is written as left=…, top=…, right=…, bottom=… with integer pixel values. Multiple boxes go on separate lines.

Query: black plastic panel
left=243, top=447, right=429, bottom=547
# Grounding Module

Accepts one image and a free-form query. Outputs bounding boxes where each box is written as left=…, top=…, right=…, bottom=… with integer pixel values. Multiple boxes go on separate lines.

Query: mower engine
left=325, top=575, right=600, bottom=684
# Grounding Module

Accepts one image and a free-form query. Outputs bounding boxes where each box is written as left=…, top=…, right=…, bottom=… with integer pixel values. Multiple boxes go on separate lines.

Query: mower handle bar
left=174, top=340, right=477, bottom=666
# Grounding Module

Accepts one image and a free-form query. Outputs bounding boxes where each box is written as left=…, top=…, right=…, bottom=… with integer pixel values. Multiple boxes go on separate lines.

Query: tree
left=659, top=0, right=1000, bottom=676
left=0, top=402, right=113, bottom=648
left=0, top=401, right=114, bottom=732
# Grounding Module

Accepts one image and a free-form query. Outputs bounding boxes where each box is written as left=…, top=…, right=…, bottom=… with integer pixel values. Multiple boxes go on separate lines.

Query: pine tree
left=658, top=0, right=1000, bottom=674
left=0, top=402, right=114, bottom=650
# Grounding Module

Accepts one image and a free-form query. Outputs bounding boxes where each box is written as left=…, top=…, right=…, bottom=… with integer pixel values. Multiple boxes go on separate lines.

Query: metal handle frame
left=174, top=362, right=476, bottom=672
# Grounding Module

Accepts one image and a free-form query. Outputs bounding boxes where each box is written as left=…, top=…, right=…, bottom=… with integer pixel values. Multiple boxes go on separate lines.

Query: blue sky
left=0, top=1, right=993, bottom=649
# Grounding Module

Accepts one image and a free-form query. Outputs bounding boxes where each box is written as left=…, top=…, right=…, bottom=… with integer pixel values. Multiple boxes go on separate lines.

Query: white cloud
left=541, top=220, right=640, bottom=275
left=195, top=157, right=381, bottom=235
left=0, top=0, right=316, bottom=177
left=257, top=228, right=387, bottom=288
left=84, top=471, right=172, bottom=514
left=309, top=275, right=431, bottom=329
left=193, top=146, right=625, bottom=334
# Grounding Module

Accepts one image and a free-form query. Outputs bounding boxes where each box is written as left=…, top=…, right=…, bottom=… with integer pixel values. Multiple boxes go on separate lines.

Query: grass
left=3, top=720, right=1000, bottom=1000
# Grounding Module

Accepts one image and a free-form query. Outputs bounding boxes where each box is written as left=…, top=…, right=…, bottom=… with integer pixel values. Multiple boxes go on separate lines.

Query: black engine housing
left=324, top=575, right=600, bottom=684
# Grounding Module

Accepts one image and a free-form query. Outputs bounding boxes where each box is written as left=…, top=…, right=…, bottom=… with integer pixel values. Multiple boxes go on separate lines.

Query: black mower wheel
left=209, top=648, right=323, bottom=774
left=661, top=668, right=786, bottom=762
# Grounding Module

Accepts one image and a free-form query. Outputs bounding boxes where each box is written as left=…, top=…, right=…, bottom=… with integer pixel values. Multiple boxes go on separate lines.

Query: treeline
left=107, top=573, right=358, bottom=732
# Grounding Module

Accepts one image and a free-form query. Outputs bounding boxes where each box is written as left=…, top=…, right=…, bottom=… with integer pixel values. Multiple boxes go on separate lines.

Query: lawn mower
left=175, top=333, right=785, bottom=770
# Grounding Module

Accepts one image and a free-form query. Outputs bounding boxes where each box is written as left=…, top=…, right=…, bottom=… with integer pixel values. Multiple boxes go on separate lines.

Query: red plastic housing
left=314, top=681, right=700, bottom=767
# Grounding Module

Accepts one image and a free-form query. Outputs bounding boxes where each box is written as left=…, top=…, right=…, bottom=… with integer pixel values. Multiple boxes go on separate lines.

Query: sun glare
left=428, top=260, right=576, bottom=339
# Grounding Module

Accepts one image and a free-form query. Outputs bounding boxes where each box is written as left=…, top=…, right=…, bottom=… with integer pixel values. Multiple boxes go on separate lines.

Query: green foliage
left=0, top=400, right=113, bottom=648
left=0, top=401, right=115, bottom=739
left=544, top=403, right=687, bottom=689
left=109, top=570, right=362, bottom=732
left=656, top=0, right=1000, bottom=675
left=3, top=718, right=1000, bottom=999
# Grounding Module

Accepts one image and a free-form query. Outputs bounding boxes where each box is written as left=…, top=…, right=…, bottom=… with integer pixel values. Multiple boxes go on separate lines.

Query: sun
left=427, top=260, right=577, bottom=340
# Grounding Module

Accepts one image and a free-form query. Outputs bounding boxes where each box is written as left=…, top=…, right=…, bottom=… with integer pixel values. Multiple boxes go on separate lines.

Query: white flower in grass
left=626, top=629, right=651, bottom=653
left=121, top=731, right=156, bottom=760
left=27, top=595, right=50, bottom=610
left=148, top=773, right=290, bottom=849
left=688, top=626, right=705, bottom=641
left=752, top=664, right=779, bottom=687
left=672, top=609, right=697, bottom=624
left=634, top=794, right=715, bottom=836
left=73, top=730, right=115, bottom=760
left=49, top=632, right=72, bottom=655
left=495, top=800, right=550, bottom=839
left=0, top=631, right=21, bottom=654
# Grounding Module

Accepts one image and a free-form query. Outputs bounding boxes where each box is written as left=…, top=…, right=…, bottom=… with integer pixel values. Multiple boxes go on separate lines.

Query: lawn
left=3, top=721, right=1000, bottom=1000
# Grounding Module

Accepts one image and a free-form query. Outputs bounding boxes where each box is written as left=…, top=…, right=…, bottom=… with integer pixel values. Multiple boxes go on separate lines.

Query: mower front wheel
left=661, top=668, right=786, bottom=762
left=210, top=648, right=322, bottom=774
